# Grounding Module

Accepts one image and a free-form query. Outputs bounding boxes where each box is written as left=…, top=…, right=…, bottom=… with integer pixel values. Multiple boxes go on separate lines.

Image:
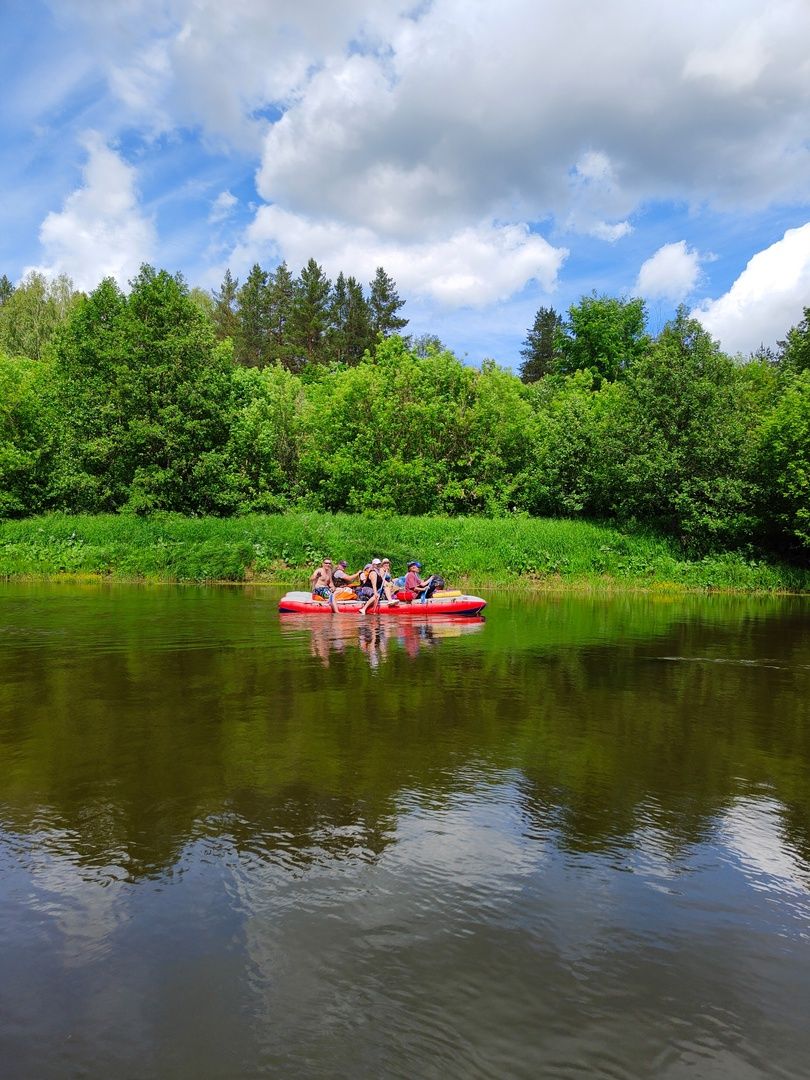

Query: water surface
left=1, top=583, right=809, bottom=1079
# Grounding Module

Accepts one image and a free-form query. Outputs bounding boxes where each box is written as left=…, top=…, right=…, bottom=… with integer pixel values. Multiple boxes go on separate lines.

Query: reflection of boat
left=278, top=591, right=487, bottom=616
left=279, top=614, right=485, bottom=667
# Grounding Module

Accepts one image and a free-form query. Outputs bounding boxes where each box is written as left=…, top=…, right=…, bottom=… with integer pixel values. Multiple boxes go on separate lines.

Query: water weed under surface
left=0, top=512, right=807, bottom=593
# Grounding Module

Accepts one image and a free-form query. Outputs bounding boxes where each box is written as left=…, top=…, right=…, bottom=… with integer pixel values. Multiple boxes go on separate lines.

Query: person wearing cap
left=331, top=560, right=360, bottom=589
left=360, top=558, right=399, bottom=614
left=378, top=558, right=400, bottom=603
left=404, top=560, right=434, bottom=597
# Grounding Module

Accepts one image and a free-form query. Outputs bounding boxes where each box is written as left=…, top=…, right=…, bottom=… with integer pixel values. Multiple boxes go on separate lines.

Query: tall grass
left=0, top=512, right=807, bottom=592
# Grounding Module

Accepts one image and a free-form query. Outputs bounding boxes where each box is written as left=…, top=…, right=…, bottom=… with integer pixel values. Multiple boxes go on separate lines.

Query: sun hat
left=372, top=558, right=381, bottom=565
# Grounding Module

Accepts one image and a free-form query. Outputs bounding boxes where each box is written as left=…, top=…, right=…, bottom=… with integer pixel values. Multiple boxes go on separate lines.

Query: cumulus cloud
left=636, top=241, right=703, bottom=302
left=29, top=0, right=810, bottom=328
left=59, top=0, right=810, bottom=228
left=25, top=133, right=155, bottom=291
left=229, top=206, right=567, bottom=307
left=693, top=222, right=810, bottom=354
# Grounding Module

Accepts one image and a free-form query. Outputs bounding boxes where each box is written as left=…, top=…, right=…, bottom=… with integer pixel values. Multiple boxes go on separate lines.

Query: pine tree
left=368, top=266, right=407, bottom=339
left=288, top=258, right=331, bottom=368
left=345, top=277, right=374, bottom=364
left=0, top=275, right=14, bottom=305
left=235, top=264, right=269, bottom=367
left=519, top=306, right=562, bottom=383
left=212, top=269, right=239, bottom=343
left=326, top=272, right=350, bottom=366
left=266, top=261, right=295, bottom=368
left=327, top=273, right=373, bottom=366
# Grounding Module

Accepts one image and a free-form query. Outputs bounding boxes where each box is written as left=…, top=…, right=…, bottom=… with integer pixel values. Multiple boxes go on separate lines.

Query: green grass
left=0, top=511, right=807, bottom=592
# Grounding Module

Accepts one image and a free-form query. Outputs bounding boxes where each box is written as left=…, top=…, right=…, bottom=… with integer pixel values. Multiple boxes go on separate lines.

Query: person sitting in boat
left=379, top=558, right=399, bottom=599
left=404, top=560, right=437, bottom=599
left=331, top=560, right=360, bottom=591
left=360, top=558, right=399, bottom=614
left=310, top=557, right=338, bottom=613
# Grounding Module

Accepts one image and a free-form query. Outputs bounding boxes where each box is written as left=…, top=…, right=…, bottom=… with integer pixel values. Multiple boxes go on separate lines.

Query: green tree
left=556, top=293, right=649, bottom=383
left=0, top=350, right=56, bottom=516
left=0, top=275, right=14, bottom=305
left=188, top=286, right=215, bottom=318
left=52, top=266, right=237, bottom=514
left=0, top=272, right=80, bottom=360
left=223, top=364, right=303, bottom=511
left=778, top=306, right=810, bottom=374
left=368, top=266, right=408, bottom=338
left=288, top=258, right=331, bottom=369
left=212, top=269, right=239, bottom=343
left=754, top=371, right=810, bottom=555
left=266, top=262, right=295, bottom=368
left=519, top=306, right=562, bottom=383
left=235, top=264, right=269, bottom=367
left=604, top=308, right=751, bottom=549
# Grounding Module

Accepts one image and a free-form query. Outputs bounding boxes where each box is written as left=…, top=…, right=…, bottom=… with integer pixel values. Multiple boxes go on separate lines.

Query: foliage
left=602, top=309, right=752, bottom=551
left=556, top=292, right=649, bottom=383
left=0, top=264, right=808, bottom=568
left=50, top=267, right=236, bottom=515
left=0, top=351, right=57, bottom=516
left=519, top=306, right=562, bottom=383
left=0, top=272, right=81, bottom=360
left=368, top=266, right=408, bottom=338
left=754, top=372, right=810, bottom=553
left=778, top=305, right=810, bottom=374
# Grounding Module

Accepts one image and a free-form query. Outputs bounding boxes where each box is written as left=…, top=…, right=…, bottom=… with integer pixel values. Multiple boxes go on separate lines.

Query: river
left=1, top=583, right=809, bottom=1078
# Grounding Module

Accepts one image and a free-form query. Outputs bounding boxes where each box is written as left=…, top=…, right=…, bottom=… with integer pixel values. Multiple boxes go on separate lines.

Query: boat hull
left=278, top=591, right=486, bottom=616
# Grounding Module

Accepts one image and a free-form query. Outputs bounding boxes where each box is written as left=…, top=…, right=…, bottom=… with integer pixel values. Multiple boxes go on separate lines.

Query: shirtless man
left=310, top=557, right=338, bottom=613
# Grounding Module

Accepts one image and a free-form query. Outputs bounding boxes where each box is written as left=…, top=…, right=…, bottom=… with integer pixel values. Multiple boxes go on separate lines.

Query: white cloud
left=56, top=1, right=810, bottom=224
left=229, top=206, right=567, bottom=307
left=25, top=133, right=155, bottom=291
left=590, top=221, right=633, bottom=242
left=693, top=222, right=810, bottom=354
left=209, top=190, right=238, bottom=222
left=636, top=241, right=703, bottom=302
left=28, top=0, right=810, bottom=329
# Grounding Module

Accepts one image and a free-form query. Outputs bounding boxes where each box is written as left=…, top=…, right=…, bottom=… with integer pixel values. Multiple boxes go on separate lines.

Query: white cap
left=372, top=558, right=381, bottom=564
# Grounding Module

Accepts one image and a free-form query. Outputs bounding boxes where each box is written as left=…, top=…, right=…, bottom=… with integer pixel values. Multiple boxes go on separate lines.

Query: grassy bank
left=0, top=512, right=807, bottom=593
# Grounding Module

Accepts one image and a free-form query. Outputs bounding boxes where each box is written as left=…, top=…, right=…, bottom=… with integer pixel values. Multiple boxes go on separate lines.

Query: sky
left=2, top=0, right=810, bottom=368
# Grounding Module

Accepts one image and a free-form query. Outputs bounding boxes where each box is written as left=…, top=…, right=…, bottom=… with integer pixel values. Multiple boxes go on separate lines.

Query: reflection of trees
left=1, top=586, right=808, bottom=879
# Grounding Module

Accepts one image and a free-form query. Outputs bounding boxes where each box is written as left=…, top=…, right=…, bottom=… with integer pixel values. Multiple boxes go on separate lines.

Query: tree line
left=0, top=264, right=808, bottom=561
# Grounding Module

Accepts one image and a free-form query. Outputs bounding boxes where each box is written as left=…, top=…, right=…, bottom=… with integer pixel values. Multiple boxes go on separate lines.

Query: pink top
left=404, top=570, right=424, bottom=590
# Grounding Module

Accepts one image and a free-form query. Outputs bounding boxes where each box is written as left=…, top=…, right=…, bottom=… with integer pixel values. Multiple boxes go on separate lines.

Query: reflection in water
left=279, top=614, right=485, bottom=669
left=1, top=583, right=809, bottom=1079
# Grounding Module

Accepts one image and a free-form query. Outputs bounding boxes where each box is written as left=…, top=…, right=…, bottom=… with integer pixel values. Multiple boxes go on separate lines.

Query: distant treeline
left=0, top=264, right=808, bottom=561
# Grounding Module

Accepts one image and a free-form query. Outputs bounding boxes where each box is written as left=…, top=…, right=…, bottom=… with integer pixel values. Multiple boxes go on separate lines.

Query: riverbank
left=1, top=512, right=807, bottom=593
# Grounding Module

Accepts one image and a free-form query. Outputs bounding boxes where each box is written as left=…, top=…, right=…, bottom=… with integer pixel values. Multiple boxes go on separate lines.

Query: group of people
left=310, top=556, right=438, bottom=614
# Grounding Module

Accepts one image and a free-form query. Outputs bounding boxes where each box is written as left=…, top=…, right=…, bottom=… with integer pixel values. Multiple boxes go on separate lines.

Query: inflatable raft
left=278, top=590, right=486, bottom=616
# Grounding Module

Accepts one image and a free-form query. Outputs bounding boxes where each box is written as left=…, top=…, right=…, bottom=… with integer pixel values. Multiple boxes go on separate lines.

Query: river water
left=1, top=583, right=809, bottom=1079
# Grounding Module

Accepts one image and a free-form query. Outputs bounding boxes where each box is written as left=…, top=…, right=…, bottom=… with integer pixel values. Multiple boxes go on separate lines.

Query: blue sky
left=2, top=0, right=810, bottom=366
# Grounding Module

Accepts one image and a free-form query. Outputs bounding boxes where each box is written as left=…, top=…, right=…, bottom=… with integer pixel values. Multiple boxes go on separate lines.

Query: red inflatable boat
left=278, top=590, right=486, bottom=616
